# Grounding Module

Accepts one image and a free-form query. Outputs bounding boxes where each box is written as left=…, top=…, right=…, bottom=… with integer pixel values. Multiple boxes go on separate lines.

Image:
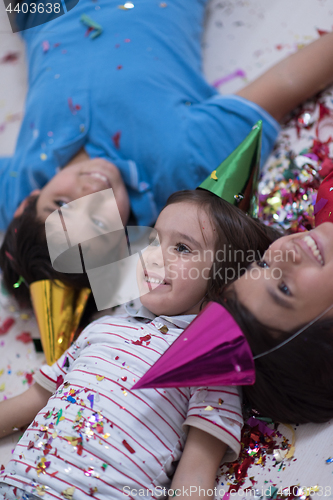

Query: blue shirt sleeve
left=185, top=94, right=280, bottom=185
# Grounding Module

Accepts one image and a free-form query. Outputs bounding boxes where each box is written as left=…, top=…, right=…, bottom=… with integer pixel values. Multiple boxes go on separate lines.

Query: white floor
left=1, top=0, right=333, bottom=496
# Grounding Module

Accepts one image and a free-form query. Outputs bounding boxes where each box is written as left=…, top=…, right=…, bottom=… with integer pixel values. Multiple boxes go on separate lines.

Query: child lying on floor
left=0, top=189, right=278, bottom=500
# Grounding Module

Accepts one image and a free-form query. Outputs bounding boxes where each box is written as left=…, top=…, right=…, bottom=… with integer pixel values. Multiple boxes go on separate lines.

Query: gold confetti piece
left=20, top=313, right=30, bottom=320
left=96, top=375, right=105, bottom=381
left=210, top=170, right=218, bottom=180
left=0, top=369, right=4, bottom=376
left=40, top=153, right=47, bottom=161
left=284, top=424, right=296, bottom=460
left=304, top=485, right=320, bottom=496
left=103, top=433, right=110, bottom=439
left=0, top=383, right=5, bottom=392
left=64, top=436, right=79, bottom=446
left=62, top=487, right=76, bottom=500
left=159, top=325, right=168, bottom=334
left=204, top=405, right=214, bottom=411
left=36, top=486, right=47, bottom=496
left=52, top=432, right=58, bottom=439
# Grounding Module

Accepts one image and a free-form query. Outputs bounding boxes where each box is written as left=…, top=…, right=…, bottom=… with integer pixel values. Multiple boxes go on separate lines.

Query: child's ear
left=14, top=189, right=41, bottom=218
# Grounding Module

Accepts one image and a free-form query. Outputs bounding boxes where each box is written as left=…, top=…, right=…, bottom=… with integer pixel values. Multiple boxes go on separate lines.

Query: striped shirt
left=0, top=308, right=242, bottom=500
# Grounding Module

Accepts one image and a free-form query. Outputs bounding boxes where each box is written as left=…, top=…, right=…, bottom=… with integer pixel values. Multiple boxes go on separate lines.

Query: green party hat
left=198, top=120, right=262, bottom=216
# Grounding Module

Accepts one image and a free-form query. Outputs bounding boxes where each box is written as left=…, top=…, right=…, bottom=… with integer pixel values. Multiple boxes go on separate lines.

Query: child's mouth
left=144, top=271, right=167, bottom=286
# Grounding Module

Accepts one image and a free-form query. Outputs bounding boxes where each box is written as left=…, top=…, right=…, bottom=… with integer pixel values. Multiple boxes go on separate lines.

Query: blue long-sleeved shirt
left=0, top=0, right=280, bottom=230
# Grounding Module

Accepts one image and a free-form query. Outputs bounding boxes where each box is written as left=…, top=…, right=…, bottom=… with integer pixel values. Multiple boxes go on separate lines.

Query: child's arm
left=237, top=32, right=333, bottom=122
left=168, top=426, right=227, bottom=499
left=0, top=382, right=51, bottom=438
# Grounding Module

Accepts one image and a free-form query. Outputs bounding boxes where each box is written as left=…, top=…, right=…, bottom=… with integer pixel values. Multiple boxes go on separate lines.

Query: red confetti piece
left=121, top=376, right=127, bottom=382
left=122, top=439, right=135, bottom=454
left=56, top=375, right=64, bottom=389
left=68, top=97, right=81, bottom=115
left=85, top=26, right=95, bottom=37
left=0, top=52, right=19, bottom=63
left=112, top=131, right=121, bottom=149
left=16, top=332, right=32, bottom=344
left=43, top=443, right=52, bottom=456
left=0, top=318, right=15, bottom=335
left=25, top=372, right=34, bottom=386
left=27, top=441, right=34, bottom=450
left=317, top=28, right=330, bottom=36
left=132, top=334, right=151, bottom=346
left=117, top=65, right=123, bottom=70
left=96, top=423, right=103, bottom=433
left=5, top=251, right=15, bottom=262
left=50, top=471, right=58, bottom=477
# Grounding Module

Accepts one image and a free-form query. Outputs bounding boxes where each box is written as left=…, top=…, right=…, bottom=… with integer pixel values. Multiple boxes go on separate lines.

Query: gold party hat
left=30, top=280, right=90, bottom=365
left=198, top=121, right=262, bottom=216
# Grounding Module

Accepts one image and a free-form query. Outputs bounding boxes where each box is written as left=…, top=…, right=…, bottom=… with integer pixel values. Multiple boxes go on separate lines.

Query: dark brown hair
left=1, top=190, right=281, bottom=308
left=0, top=196, right=91, bottom=307
left=166, top=189, right=282, bottom=293
left=217, top=289, right=333, bottom=424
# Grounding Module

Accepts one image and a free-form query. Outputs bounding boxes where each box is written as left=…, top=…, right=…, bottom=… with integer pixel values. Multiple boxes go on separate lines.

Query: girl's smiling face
left=233, top=222, right=333, bottom=331
left=138, top=202, right=216, bottom=317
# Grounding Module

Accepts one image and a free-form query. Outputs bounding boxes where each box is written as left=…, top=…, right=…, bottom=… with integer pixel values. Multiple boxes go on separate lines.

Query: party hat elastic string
left=253, top=302, right=333, bottom=360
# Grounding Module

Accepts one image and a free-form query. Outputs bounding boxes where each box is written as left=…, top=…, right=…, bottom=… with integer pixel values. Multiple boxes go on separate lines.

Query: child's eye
left=55, top=200, right=68, bottom=208
left=256, top=260, right=269, bottom=268
left=91, top=217, right=107, bottom=231
left=175, top=243, right=190, bottom=253
left=279, top=282, right=291, bottom=297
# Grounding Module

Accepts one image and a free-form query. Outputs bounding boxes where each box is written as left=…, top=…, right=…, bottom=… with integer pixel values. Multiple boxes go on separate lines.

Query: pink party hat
left=132, top=302, right=255, bottom=390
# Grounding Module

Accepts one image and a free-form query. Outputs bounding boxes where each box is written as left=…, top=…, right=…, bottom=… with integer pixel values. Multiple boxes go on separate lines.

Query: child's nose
left=278, top=240, right=302, bottom=266
left=148, top=245, right=165, bottom=268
